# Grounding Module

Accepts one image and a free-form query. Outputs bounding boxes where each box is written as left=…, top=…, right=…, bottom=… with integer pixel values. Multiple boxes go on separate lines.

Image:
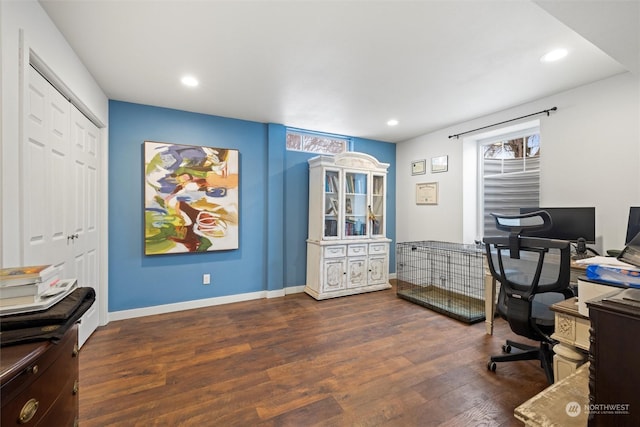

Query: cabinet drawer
left=1, top=328, right=78, bottom=427
left=324, top=245, right=346, bottom=258
left=1, top=325, right=77, bottom=402
left=42, top=374, right=79, bottom=427
left=347, top=244, right=367, bottom=257
left=369, top=243, right=388, bottom=255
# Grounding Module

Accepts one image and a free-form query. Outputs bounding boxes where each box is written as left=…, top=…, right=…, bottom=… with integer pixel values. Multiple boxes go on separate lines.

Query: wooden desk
left=569, top=258, right=588, bottom=284
left=484, top=273, right=497, bottom=335
left=515, top=362, right=589, bottom=426
left=484, top=260, right=586, bottom=335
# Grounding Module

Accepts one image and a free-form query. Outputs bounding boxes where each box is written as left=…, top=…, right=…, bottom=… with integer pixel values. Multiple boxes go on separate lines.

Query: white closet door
left=24, top=66, right=71, bottom=271
left=25, top=67, right=100, bottom=347
left=70, top=106, right=100, bottom=347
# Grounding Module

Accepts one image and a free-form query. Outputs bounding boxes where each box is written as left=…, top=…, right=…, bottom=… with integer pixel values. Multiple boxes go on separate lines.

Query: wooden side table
left=550, top=297, right=589, bottom=381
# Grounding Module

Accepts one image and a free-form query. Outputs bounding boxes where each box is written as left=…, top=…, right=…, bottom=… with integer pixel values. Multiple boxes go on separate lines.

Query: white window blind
left=481, top=134, right=540, bottom=237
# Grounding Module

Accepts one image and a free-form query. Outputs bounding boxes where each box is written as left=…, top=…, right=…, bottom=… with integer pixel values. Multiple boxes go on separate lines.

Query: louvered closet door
left=25, top=67, right=100, bottom=347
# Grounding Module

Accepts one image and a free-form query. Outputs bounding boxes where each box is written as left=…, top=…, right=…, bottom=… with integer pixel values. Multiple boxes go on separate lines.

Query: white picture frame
left=431, top=155, right=448, bottom=173
left=411, top=159, right=426, bottom=175
left=416, top=182, right=438, bottom=205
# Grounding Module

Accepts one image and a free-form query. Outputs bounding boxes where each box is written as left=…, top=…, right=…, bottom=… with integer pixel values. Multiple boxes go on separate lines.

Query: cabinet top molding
left=309, top=152, right=389, bottom=171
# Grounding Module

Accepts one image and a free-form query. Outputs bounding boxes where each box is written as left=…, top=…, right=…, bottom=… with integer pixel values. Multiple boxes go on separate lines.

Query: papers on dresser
left=0, top=279, right=78, bottom=316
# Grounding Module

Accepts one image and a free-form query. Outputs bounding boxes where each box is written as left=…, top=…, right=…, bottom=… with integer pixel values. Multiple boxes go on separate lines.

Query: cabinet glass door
left=370, top=174, right=385, bottom=236
left=344, top=171, right=367, bottom=237
left=324, top=170, right=339, bottom=238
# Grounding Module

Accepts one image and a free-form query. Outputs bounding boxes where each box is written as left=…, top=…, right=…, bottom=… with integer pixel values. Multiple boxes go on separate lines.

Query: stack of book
left=0, top=264, right=60, bottom=307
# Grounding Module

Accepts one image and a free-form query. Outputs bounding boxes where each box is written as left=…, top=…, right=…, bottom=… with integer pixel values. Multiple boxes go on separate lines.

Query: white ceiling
left=39, top=0, right=638, bottom=143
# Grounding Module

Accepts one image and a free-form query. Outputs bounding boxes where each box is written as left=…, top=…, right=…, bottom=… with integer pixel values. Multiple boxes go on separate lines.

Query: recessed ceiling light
left=540, top=48, right=568, bottom=63
left=387, top=119, right=399, bottom=126
left=181, top=75, right=199, bottom=87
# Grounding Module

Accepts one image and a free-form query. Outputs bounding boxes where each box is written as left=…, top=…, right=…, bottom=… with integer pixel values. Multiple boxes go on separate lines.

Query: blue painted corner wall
left=109, top=100, right=396, bottom=312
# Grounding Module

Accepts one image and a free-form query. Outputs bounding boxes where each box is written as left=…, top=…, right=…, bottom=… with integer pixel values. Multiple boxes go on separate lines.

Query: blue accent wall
left=282, top=149, right=313, bottom=286
left=109, top=100, right=396, bottom=312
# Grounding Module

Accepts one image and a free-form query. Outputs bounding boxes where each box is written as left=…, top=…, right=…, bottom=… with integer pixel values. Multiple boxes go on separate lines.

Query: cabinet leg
left=553, top=343, right=587, bottom=382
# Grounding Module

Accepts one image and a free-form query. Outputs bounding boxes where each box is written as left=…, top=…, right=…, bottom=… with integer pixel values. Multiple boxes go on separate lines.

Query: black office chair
left=483, top=210, right=574, bottom=384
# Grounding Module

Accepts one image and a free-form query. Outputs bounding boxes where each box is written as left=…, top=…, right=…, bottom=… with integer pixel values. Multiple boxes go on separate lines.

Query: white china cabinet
left=305, top=152, right=391, bottom=299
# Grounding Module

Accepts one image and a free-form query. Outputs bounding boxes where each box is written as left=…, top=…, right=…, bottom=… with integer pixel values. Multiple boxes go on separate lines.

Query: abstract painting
left=144, top=141, right=239, bottom=254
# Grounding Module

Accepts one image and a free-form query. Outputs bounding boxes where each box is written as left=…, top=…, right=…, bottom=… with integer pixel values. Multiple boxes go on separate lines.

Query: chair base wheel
left=502, top=344, right=512, bottom=353
left=487, top=361, right=497, bottom=372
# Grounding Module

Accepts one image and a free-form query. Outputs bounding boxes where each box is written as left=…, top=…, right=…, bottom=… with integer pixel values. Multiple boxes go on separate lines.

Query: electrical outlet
left=203, top=274, right=211, bottom=285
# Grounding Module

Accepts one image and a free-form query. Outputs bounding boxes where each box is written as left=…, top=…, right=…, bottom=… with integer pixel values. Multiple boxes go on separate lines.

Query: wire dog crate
left=396, top=241, right=486, bottom=323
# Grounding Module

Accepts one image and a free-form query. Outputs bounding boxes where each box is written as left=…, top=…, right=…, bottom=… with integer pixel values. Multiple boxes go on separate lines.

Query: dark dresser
left=1, top=325, right=79, bottom=426
left=588, top=298, right=640, bottom=426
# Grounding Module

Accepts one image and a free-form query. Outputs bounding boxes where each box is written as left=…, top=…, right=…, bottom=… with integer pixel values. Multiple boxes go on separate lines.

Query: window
left=286, top=129, right=350, bottom=155
left=481, top=131, right=540, bottom=237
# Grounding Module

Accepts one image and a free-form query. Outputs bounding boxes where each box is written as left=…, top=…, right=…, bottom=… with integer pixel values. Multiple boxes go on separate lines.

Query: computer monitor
left=519, top=207, right=596, bottom=244
left=626, top=207, right=640, bottom=245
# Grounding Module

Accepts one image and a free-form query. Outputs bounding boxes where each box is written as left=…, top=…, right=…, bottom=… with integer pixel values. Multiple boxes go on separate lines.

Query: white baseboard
left=108, top=285, right=307, bottom=322
left=107, top=278, right=396, bottom=322
left=265, top=285, right=305, bottom=299
left=284, top=285, right=306, bottom=295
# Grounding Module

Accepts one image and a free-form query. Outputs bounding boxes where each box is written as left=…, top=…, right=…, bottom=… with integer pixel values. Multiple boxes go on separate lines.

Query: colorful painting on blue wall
left=144, top=141, right=239, bottom=255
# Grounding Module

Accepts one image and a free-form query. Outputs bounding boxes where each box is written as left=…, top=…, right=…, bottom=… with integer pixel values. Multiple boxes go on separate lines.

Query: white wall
left=1, top=0, right=109, bottom=327
left=396, top=71, right=640, bottom=253
left=1, top=0, right=108, bottom=267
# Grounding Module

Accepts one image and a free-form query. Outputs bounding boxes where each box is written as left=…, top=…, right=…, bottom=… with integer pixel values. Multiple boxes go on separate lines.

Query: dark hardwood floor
left=78, top=284, right=547, bottom=426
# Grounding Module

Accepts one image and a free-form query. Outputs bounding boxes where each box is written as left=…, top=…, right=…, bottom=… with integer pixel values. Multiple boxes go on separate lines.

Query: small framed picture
left=431, top=155, right=448, bottom=173
left=416, top=182, right=438, bottom=205
left=411, top=159, right=426, bottom=175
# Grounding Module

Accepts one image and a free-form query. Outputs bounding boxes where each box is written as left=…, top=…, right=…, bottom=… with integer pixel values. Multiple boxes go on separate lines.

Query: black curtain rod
left=448, top=107, right=557, bottom=139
